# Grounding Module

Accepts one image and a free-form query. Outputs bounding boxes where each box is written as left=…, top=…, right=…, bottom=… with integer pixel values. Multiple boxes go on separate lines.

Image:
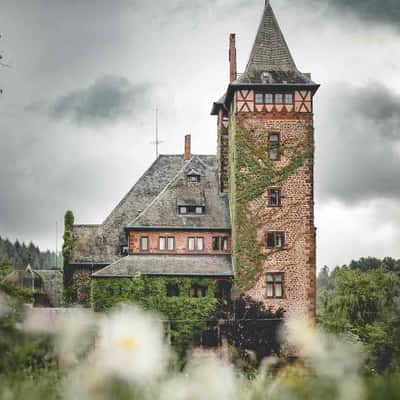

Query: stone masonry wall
left=232, top=112, right=316, bottom=321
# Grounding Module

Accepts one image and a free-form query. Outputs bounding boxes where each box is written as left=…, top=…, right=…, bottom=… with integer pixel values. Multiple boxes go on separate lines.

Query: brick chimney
left=184, top=134, right=191, bottom=161
left=229, top=33, right=237, bottom=83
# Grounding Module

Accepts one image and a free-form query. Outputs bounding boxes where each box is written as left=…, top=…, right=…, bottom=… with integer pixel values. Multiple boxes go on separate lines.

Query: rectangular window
left=267, top=232, right=285, bottom=249
left=275, top=94, right=283, bottom=104
left=188, top=237, right=195, bottom=251
left=268, top=188, right=281, bottom=207
left=195, top=206, right=203, bottom=214
left=267, top=273, right=283, bottom=298
left=285, top=93, right=293, bottom=104
left=197, top=237, right=204, bottom=251
left=212, top=237, right=220, bottom=251
left=222, top=237, right=228, bottom=251
left=265, top=93, right=273, bottom=104
left=188, top=175, right=201, bottom=183
left=179, top=206, right=187, bottom=214
left=141, top=237, right=149, bottom=252
left=167, top=237, right=175, bottom=251
left=159, top=237, right=166, bottom=251
left=255, top=93, right=264, bottom=104
left=268, top=133, right=280, bottom=161
left=190, top=284, right=207, bottom=298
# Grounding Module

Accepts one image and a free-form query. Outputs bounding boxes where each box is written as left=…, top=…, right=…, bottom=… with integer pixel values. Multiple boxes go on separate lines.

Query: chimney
left=229, top=33, right=237, bottom=83
left=184, top=134, right=191, bottom=161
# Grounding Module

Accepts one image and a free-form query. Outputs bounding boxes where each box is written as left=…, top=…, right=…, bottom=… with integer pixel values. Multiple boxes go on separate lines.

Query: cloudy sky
left=1, top=0, right=399, bottom=268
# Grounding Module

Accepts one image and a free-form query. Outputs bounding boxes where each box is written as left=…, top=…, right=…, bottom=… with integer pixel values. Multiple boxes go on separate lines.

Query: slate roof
left=237, top=2, right=313, bottom=85
left=71, top=154, right=230, bottom=266
left=127, top=155, right=230, bottom=230
left=92, top=254, right=233, bottom=277
left=3, top=269, right=62, bottom=307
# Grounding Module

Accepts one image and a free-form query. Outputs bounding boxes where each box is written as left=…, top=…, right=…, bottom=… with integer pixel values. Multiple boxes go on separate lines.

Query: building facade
left=66, top=1, right=318, bottom=322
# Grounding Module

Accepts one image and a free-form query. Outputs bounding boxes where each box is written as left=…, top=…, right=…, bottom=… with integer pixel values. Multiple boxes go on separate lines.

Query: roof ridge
left=128, top=159, right=188, bottom=226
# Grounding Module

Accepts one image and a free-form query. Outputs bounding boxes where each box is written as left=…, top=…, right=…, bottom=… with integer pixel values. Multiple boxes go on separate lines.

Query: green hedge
left=91, top=275, right=219, bottom=353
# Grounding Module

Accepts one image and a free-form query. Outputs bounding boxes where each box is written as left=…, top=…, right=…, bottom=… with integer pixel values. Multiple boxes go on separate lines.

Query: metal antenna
left=150, top=108, right=163, bottom=159
left=55, top=221, right=58, bottom=269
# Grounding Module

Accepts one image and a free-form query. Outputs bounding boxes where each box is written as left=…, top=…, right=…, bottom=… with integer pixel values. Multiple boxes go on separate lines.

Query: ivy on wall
left=229, top=113, right=313, bottom=292
left=91, top=275, right=219, bottom=354
left=62, top=210, right=76, bottom=304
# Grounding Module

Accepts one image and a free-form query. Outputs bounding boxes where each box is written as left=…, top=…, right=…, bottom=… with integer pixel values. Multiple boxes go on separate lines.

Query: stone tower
left=212, top=1, right=319, bottom=320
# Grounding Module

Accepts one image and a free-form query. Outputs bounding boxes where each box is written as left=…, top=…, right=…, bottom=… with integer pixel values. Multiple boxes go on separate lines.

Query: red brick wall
left=129, top=230, right=231, bottom=255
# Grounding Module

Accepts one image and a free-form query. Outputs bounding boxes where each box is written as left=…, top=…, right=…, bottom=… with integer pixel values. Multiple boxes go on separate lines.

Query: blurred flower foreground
left=0, top=295, right=397, bottom=400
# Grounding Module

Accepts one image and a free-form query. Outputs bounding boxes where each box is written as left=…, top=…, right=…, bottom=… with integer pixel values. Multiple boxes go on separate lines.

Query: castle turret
left=212, top=0, right=319, bottom=320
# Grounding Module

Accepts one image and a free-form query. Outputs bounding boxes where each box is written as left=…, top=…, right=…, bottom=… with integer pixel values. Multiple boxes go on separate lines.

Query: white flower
left=94, top=305, right=167, bottom=382
left=161, top=353, right=237, bottom=400
left=23, top=307, right=96, bottom=367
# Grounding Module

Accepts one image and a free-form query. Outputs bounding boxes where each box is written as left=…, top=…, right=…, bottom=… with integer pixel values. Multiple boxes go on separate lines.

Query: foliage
left=0, top=281, right=34, bottom=303
left=211, top=294, right=284, bottom=372
left=0, top=236, right=59, bottom=270
left=62, top=210, right=75, bottom=305
left=91, top=275, right=218, bottom=354
left=318, top=267, right=400, bottom=373
left=62, top=210, right=74, bottom=264
left=0, top=296, right=54, bottom=378
left=228, top=114, right=313, bottom=291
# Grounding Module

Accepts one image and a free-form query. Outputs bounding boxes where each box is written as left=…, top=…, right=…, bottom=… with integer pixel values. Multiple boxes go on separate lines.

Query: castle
left=65, top=1, right=319, bottom=323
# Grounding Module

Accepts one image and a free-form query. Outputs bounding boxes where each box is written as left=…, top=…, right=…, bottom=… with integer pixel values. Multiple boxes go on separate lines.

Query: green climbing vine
left=62, top=210, right=76, bottom=304
left=91, top=275, right=219, bottom=354
left=229, top=113, right=313, bottom=292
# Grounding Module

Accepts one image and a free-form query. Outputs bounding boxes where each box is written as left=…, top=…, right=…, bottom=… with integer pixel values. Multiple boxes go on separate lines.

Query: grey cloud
left=45, top=76, right=151, bottom=125
left=316, top=83, right=400, bottom=204
left=302, top=0, right=400, bottom=28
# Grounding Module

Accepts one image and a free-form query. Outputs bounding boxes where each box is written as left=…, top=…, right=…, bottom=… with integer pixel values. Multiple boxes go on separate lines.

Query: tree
left=319, top=268, right=400, bottom=373
left=62, top=210, right=74, bottom=266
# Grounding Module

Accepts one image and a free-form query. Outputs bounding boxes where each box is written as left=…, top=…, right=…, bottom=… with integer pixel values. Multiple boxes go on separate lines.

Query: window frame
left=266, top=273, right=284, bottom=299
left=188, top=174, right=201, bottom=183
left=166, top=282, right=180, bottom=297
left=268, top=132, right=281, bottom=161
left=167, top=237, right=175, bottom=251
left=255, top=93, right=264, bottom=104
left=188, top=237, right=205, bottom=252
left=212, top=236, right=229, bottom=252
left=284, top=93, right=293, bottom=105
left=268, top=188, right=282, bottom=207
left=266, top=232, right=285, bottom=249
left=140, top=236, right=149, bottom=252
left=190, top=284, right=208, bottom=298
left=265, top=93, right=274, bottom=104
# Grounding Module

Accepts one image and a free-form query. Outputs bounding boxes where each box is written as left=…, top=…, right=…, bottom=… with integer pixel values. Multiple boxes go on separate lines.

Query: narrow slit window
left=197, top=237, right=204, bottom=251
left=141, top=237, right=149, bottom=252
left=268, top=133, right=280, bottom=161
left=188, top=237, right=195, bottom=251
left=268, top=188, right=281, bottom=207
left=212, top=237, right=220, bottom=251
left=167, top=237, right=175, bottom=251
left=222, top=237, right=228, bottom=251
left=159, top=237, right=166, bottom=251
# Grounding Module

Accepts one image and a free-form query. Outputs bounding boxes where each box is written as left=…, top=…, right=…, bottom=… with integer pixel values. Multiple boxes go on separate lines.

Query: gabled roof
left=127, top=155, right=230, bottom=230
left=71, top=155, right=186, bottom=265
left=92, top=254, right=233, bottom=277
left=71, top=154, right=230, bottom=265
left=237, top=1, right=314, bottom=85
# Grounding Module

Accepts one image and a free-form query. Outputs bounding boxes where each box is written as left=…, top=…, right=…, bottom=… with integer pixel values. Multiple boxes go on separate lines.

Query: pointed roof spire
left=238, top=1, right=312, bottom=84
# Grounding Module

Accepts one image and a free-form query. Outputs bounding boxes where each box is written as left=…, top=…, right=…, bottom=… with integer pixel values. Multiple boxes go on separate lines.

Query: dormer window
left=178, top=205, right=205, bottom=215
left=188, top=174, right=201, bottom=183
